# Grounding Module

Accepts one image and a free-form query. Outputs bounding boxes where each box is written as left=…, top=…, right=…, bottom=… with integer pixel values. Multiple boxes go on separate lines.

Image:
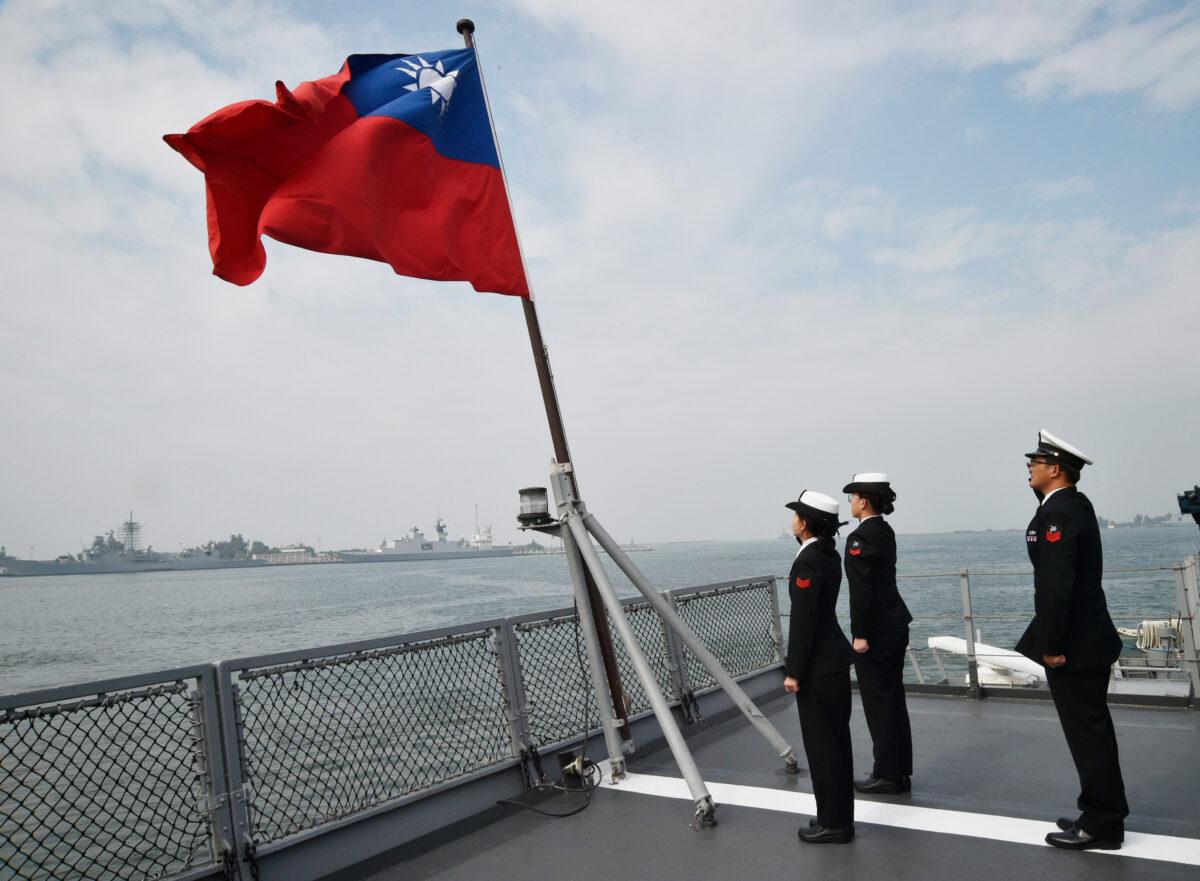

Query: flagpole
left=457, top=19, right=632, bottom=744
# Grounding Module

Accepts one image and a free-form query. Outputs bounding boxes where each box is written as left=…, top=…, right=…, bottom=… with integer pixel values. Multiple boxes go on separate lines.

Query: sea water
left=2, top=526, right=1196, bottom=695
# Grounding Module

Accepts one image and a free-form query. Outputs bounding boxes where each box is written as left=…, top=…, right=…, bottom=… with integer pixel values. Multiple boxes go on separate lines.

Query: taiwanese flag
left=165, top=50, right=529, bottom=297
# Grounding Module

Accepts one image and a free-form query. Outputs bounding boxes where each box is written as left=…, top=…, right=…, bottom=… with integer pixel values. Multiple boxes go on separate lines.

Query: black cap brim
left=842, top=481, right=890, bottom=495
left=1025, top=445, right=1086, bottom=470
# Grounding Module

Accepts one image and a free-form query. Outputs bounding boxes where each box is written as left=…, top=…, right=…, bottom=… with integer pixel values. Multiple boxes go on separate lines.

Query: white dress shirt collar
left=1041, top=486, right=1068, bottom=506
left=794, top=536, right=818, bottom=558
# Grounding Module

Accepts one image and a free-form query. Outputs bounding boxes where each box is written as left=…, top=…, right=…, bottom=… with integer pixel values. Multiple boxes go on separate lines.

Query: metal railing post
left=961, top=568, right=981, bottom=697
left=195, top=666, right=238, bottom=877
left=765, top=576, right=785, bottom=661
left=1174, top=558, right=1200, bottom=702
left=214, top=663, right=257, bottom=880
left=493, top=623, right=533, bottom=762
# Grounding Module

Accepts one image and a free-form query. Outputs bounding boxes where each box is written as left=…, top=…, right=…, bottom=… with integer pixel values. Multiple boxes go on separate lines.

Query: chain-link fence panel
left=1, top=678, right=217, bottom=881
left=675, top=580, right=782, bottom=692
left=608, top=603, right=676, bottom=715
left=512, top=614, right=596, bottom=748
left=232, top=630, right=511, bottom=846
left=514, top=600, right=676, bottom=749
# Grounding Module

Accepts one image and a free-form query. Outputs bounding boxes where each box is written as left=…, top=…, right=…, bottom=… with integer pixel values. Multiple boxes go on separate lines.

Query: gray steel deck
left=345, top=691, right=1199, bottom=881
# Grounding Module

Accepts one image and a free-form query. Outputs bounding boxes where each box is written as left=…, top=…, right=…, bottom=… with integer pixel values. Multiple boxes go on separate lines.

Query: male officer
left=842, top=473, right=913, bottom=795
left=1015, top=430, right=1128, bottom=850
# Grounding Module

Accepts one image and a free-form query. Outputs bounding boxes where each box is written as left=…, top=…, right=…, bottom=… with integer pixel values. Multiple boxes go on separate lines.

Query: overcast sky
left=2, top=0, right=1198, bottom=556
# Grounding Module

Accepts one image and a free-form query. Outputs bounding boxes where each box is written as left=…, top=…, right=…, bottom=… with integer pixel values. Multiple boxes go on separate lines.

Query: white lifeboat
left=927, top=636, right=1045, bottom=687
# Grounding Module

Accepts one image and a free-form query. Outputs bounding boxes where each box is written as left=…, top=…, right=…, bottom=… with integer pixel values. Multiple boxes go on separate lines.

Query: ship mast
left=120, top=511, right=142, bottom=555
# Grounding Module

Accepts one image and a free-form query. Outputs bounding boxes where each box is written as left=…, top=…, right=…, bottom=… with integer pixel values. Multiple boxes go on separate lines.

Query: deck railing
left=4, top=556, right=1198, bottom=881
left=1, top=577, right=780, bottom=881
left=0, top=667, right=226, bottom=881
left=777, top=554, right=1200, bottom=697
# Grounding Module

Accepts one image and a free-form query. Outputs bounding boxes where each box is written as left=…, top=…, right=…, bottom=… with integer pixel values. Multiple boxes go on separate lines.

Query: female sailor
left=783, top=490, right=855, bottom=843
left=843, top=473, right=913, bottom=795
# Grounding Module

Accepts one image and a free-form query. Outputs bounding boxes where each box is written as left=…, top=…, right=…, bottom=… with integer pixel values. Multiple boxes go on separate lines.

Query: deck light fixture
left=517, top=487, right=554, bottom=527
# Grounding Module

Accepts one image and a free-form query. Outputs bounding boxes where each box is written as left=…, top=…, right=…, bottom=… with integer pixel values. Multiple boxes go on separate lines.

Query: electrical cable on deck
left=496, top=599, right=601, bottom=818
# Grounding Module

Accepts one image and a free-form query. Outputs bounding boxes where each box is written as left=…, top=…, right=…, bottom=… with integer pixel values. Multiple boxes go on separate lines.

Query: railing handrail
left=0, top=662, right=215, bottom=709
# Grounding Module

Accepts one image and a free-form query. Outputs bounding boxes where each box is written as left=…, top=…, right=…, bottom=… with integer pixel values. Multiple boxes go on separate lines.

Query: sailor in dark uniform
left=1015, top=430, right=1128, bottom=850
left=842, top=473, right=913, bottom=795
left=783, top=491, right=855, bottom=844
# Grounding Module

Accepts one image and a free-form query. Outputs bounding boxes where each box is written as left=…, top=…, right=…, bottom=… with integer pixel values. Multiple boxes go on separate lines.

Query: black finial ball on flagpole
left=457, top=19, right=475, bottom=36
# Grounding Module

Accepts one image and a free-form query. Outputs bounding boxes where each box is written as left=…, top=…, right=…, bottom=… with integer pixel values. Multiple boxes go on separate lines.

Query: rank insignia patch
left=1045, top=525, right=1062, bottom=543
left=849, top=540, right=862, bottom=556
left=795, top=577, right=811, bottom=589
left=1027, top=529, right=1037, bottom=543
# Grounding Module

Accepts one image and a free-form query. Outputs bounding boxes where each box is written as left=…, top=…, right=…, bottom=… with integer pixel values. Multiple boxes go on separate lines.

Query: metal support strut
left=560, top=523, right=628, bottom=779
left=564, top=508, right=717, bottom=824
left=584, top=513, right=801, bottom=775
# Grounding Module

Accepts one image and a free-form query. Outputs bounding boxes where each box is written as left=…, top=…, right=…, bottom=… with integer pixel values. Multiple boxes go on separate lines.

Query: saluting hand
left=1043, top=654, right=1067, bottom=668
left=853, top=638, right=869, bottom=654
left=784, top=676, right=800, bottom=693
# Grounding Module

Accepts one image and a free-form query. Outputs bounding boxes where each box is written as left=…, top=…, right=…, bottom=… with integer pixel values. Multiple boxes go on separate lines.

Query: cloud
left=770, top=180, right=896, bottom=244
left=1156, top=186, right=1200, bottom=218
left=958, top=124, right=988, bottom=146
left=1020, top=176, right=1096, bottom=203
left=2, top=0, right=1198, bottom=558
left=871, top=208, right=1006, bottom=275
left=1014, top=5, right=1200, bottom=110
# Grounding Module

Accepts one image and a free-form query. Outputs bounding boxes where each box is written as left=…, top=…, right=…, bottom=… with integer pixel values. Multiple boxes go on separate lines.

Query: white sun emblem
left=396, top=56, right=461, bottom=110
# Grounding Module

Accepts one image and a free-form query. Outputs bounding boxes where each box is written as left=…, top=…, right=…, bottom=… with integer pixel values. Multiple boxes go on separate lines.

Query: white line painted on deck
left=597, top=767, right=1200, bottom=866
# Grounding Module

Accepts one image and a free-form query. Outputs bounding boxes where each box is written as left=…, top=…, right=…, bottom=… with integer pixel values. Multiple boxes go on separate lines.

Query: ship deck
left=342, top=690, right=1199, bottom=881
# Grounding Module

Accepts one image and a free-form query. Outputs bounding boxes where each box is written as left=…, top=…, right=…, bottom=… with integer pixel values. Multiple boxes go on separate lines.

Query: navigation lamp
left=518, top=487, right=554, bottom=527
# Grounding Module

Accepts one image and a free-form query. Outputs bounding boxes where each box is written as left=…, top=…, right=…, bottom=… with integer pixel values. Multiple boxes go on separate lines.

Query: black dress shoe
left=807, top=818, right=855, bottom=830
left=1056, top=817, right=1077, bottom=832
left=799, top=824, right=854, bottom=844
left=901, top=775, right=912, bottom=792
left=853, top=776, right=903, bottom=794
left=1045, top=828, right=1121, bottom=850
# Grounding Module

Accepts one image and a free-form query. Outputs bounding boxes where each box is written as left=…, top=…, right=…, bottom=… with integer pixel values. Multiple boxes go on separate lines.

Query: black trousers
left=853, top=629, right=912, bottom=782
left=1045, top=665, right=1129, bottom=840
left=796, top=667, right=854, bottom=830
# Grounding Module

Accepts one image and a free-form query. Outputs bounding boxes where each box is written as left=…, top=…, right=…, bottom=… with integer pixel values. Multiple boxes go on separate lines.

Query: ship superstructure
left=341, top=515, right=512, bottom=563
left=0, top=512, right=265, bottom=576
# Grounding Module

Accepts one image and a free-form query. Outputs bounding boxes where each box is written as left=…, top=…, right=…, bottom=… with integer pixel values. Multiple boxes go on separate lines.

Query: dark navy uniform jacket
left=1015, top=486, right=1122, bottom=671
left=844, top=517, right=912, bottom=646
left=785, top=540, right=854, bottom=683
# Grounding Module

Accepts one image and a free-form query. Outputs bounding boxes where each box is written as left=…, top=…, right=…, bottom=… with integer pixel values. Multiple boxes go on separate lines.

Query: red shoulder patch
left=795, top=577, right=811, bottom=589
left=849, top=548, right=862, bottom=556
left=1045, top=525, right=1062, bottom=543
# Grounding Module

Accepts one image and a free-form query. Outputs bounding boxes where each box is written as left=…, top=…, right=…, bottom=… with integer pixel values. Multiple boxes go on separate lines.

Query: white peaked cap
left=851, top=472, right=889, bottom=483
left=798, top=490, right=839, bottom=515
left=1038, top=429, right=1094, bottom=465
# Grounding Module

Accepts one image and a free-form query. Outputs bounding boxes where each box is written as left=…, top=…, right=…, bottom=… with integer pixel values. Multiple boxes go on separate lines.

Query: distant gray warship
left=0, top=513, right=265, bottom=577
left=340, top=516, right=513, bottom=563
